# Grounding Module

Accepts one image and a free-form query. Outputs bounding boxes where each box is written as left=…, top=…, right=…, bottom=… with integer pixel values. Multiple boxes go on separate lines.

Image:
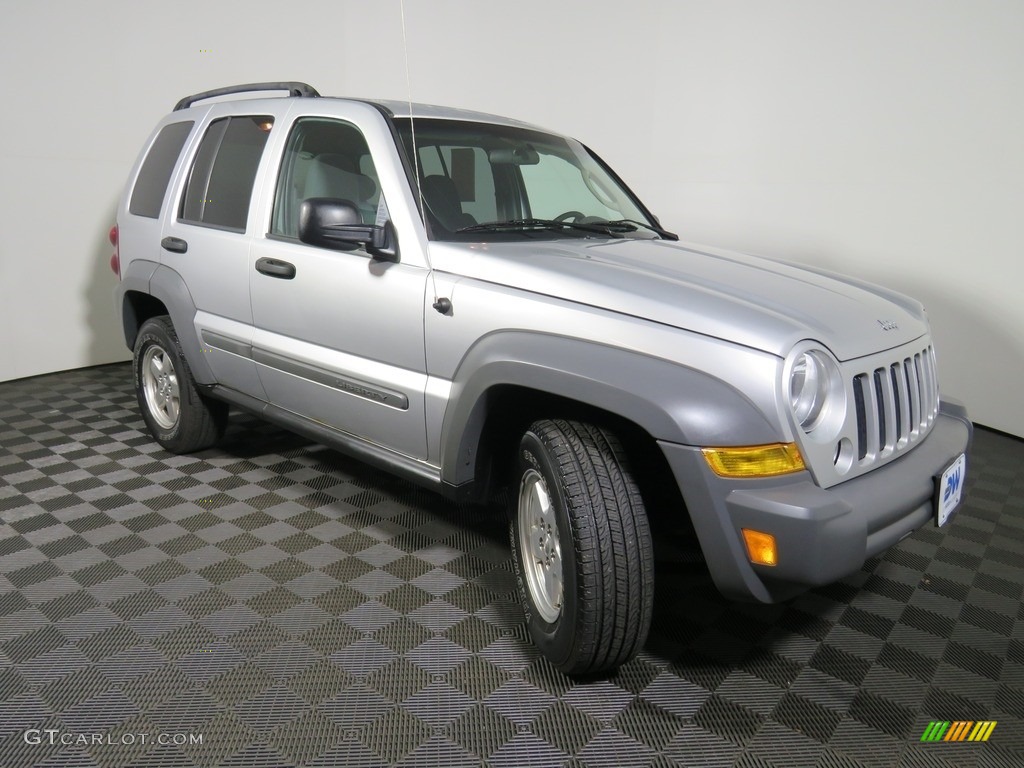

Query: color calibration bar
left=920, top=721, right=997, bottom=742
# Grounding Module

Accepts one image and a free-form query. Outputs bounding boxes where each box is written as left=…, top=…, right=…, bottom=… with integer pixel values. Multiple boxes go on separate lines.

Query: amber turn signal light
left=741, top=529, right=778, bottom=566
left=702, top=443, right=805, bottom=478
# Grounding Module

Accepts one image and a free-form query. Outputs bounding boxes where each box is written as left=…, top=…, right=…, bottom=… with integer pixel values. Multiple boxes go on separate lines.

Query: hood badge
left=877, top=319, right=899, bottom=331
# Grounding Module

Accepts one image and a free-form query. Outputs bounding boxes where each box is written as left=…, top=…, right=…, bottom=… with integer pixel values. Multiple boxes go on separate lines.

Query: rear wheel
left=510, top=419, right=654, bottom=675
left=133, top=316, right=227, bottom=453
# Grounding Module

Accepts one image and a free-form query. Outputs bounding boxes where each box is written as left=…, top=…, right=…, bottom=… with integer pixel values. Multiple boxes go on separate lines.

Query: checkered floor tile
left=0, top=363, right=1021, bottom=767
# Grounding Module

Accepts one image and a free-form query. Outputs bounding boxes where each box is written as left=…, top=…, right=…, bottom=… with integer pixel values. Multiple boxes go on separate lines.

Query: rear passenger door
left=249, top=110, right=430, bottom=460
left=161, top=109, right=277, bottom=399
left=122, top=120, right=196, bottom=273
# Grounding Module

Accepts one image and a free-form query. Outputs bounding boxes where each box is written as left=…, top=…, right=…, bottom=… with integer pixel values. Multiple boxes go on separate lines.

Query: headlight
left=788, top=347, right=844, bottom=438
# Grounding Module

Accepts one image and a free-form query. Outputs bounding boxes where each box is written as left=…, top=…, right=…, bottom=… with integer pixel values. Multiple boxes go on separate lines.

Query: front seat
left=304, top=154, right=378, bottom=223
left=421, top=175, right=477, bottom=232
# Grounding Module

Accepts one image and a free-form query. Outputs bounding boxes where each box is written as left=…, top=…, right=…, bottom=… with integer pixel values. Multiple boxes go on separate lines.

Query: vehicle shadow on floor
left=196, top=408, right=832, bottom=680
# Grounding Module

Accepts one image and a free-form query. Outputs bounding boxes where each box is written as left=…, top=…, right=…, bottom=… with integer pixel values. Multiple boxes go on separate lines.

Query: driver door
left=249, top=113, right=430, bottom=459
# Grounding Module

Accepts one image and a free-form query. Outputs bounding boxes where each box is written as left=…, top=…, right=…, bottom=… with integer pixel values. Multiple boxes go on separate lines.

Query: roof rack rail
left=174, top=82, right=320, bottom=111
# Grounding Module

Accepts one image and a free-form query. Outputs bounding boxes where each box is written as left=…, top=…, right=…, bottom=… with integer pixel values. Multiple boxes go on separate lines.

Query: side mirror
left=298, top=197, right=399, bottom=262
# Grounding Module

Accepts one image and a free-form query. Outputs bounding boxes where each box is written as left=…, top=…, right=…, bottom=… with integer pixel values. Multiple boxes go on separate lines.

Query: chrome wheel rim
left=518, top=468, right=562, bottom=623
left=141, top=344, right=180, bottom=430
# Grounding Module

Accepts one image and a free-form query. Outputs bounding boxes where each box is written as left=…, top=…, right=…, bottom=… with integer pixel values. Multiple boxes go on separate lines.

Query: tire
left=133, top=316, right=227, bottom=453
left=509, top=419, right=654, bottom=675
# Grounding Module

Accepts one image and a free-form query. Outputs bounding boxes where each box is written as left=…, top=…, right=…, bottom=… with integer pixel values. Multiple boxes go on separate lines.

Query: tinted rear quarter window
left=180, top=116, right=273, bottom=231
left=129, top=121, right=194, bottom=218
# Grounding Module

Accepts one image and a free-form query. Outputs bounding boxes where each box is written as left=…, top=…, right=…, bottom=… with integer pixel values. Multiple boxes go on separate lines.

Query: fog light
left=742, top=529, right=778, bottom=566
left=702, top=443, right=805, bottom=478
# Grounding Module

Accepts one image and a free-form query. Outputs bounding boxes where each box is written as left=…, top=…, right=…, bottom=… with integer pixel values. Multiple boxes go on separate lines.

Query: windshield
left=394, top=118, right=666, bottom=242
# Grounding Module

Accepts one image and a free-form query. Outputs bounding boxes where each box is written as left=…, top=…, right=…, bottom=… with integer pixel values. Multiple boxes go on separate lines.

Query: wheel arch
left=439, top=331, right=782, bottom=495
left=122, top=290, right=168, bottom=348
left=118, top=261, right=214, bottom=384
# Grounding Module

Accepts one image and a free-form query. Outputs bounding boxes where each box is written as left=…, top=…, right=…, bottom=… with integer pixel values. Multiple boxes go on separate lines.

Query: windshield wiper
left=457, top=217, right=678, bottom=240
left=456, top=218, right=625, bottom=237
left=601, top=219, right=679, bottom=240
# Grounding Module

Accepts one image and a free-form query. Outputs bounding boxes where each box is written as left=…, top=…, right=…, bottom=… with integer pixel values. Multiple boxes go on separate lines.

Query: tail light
left=109, top=224, right=120, bottom=278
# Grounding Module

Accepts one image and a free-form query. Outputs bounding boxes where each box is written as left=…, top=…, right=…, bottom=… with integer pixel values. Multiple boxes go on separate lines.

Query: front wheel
left=510, top=419, right=654, bottom=675
left=133, top=316, right=227, bottom=453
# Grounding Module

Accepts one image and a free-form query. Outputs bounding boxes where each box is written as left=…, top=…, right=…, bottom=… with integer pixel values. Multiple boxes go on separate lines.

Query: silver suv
left=112, top=82, right=972, bottom=674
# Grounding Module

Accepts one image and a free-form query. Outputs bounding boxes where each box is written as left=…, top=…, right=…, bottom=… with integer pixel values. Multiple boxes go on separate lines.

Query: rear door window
left=180, top=115, right=273, bottom=231
left=129, top=121, right=194, bottom=218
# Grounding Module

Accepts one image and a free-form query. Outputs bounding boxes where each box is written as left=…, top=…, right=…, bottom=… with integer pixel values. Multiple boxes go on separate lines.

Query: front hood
left=430, top=238, right=928, bottom=361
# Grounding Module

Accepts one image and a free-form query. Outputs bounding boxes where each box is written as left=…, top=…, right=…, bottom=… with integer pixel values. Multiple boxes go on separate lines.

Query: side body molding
left=439, top=332, right=782, bottom=488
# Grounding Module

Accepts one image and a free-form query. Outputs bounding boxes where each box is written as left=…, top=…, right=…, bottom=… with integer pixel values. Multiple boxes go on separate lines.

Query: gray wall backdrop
left=1, top=0, right=1021, bottom=437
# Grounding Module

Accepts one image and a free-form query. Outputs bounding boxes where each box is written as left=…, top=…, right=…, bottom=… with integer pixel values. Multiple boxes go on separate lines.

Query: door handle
left=255, top=257, right=296, bottom=279
left=161, top=236, right=188, bottom=253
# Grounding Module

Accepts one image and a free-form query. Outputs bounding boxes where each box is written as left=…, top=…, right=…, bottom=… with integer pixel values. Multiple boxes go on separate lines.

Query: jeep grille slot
left=852, top=345, right=938, bottom=467
left=853, top=374, right=868, bottom=461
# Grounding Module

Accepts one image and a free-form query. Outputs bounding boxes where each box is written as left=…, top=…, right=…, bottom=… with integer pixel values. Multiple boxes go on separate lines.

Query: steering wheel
left=554, top=210, right=586, bottom=223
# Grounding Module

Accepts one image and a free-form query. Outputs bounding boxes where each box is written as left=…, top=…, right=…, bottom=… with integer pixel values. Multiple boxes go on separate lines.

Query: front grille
left=851, top=345, right=939, bottom=464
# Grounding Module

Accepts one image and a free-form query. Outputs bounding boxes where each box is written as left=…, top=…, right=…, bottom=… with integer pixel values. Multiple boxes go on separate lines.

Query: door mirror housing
left=298, top=197, right=398, bottom=262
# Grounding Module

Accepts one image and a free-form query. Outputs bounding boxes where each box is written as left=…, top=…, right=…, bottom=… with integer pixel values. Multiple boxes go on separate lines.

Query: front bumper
left=660, top=399, right=972, bottom=603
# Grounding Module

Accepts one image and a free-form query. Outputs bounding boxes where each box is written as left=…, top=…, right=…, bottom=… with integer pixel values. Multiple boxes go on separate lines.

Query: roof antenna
left=400, top=0, right=450, bottom=315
